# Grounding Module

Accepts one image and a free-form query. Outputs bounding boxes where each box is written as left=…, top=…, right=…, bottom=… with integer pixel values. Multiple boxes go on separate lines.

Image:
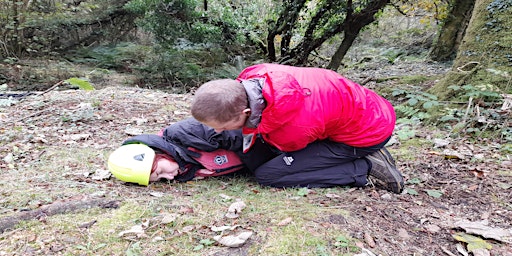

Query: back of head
left=191, top=79, right=247, bottom=123
left=108, top=144, right=155, bottom=186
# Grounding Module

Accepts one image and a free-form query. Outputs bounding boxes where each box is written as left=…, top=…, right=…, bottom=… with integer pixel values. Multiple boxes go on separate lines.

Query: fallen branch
left=38, top=80, right=64, bottom=96
left=0, top=195, right=121, bottom=234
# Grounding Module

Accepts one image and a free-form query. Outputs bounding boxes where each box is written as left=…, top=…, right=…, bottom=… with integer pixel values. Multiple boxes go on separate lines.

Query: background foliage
left=0, top=0, right=510, bottom=141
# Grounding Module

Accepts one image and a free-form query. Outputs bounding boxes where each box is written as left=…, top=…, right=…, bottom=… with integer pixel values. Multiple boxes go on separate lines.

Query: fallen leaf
left=424, top=224, right=441, bottom=233
left=149, top=192, right=164, bottom=197
left=125, top=126, right=143, bottom=136
left=159, top=213, right=177, bottom=224
left=497, top=182, right=511, bottom=189
left=325, top=193, right=341, bottom=199
left=471, top=170, right=488, bottom=178
left=398, top=228, right=410, bottom=240
left=182, top=225, right=196, bottom=232
left=64, top=133, right=92, bottom=141
left=214, top=231, right=253, bottom=247
left=219, top=193, right=233, bottom=201
left=467, top=184, right=479, bottom=191
left=3, top=153, right=14, bottom=163
left=364, top=232, right=376, bottom=248
left=152, top=236, right=164, bottom=242
left=433, top=138, right=450, bottom=148
left=405, top=188, right=419, bottom=195
left=455, top=219, right=512, bottom=243
left=225, top=200, right=246, bottom=219
left=91, top=169, right=111, bottom=180
left=456, top=243, right=469, bottom=256
left=79, top=220, right=97, bottom=229
left=179, top=206, right=194, bottom=214
left=118, top=225, right=145, bottom=238
left=277, top=217, right=293, bottom=226
left=452, top=232, right=492, bottom=252
left=426, top=189, right=443, bottom=198
left=471, top=248, right=490, bottom=256
left=442, top=149, right=465, bottom=160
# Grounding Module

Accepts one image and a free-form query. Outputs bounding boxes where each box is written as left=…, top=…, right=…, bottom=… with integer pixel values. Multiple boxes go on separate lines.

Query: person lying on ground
left=191, top=63, right=405, bottom=193
left=107, top=117, right=277, bottom=185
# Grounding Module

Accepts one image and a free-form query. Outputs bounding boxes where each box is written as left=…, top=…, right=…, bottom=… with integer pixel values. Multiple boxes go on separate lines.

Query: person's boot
left=366, top=147, right=404, bottom=194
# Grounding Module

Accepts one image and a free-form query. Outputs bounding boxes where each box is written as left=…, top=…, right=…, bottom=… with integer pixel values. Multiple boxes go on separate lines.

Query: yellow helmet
left=107, top=144, right=155, bottom=186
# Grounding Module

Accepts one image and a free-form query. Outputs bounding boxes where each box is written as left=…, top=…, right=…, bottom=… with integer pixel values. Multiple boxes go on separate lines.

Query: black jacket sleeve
left=162, top=117, right=244, bottom=153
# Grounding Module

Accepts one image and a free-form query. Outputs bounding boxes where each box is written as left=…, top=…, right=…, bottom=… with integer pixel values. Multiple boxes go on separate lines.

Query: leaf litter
left=0, top=69, right=511, bottom=255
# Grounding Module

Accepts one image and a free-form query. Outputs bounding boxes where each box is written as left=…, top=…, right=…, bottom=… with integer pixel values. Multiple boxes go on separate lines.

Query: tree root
left=0, top=195, right=121, bottom=233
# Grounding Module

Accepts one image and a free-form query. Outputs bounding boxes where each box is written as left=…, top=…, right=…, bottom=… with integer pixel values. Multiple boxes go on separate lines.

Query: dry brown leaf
left=277, top=217, right=293, bottom=226
left=364, top=232, right=376, bottom=248
left=398, top=228, right=411, bottom=240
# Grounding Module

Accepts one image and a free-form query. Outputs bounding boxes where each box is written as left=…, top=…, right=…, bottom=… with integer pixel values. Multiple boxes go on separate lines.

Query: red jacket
left=237, top=63, right=396, bottom=152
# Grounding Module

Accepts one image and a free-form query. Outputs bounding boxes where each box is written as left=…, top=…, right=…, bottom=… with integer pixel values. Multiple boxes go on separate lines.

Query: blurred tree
left=327, top=0, right=390, bottom=70
left=0, top=0, right=136, bottom=58
left=429, top=0, right=476, bottom=61
left=431, top=0, right=512, bottom=98
left=266, top=0, right=390, bottom=69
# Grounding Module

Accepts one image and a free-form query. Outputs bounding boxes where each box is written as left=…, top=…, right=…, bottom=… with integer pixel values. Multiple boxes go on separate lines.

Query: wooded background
left=0, top=0, right=511, bottom=96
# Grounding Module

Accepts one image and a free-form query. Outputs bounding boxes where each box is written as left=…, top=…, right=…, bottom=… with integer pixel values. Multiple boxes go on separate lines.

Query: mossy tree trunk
left=429, top=0, right=476, bottom=61
left=431, top=0, right=512, bottom=100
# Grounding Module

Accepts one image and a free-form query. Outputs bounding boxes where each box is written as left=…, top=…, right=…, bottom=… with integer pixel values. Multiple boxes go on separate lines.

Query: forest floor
left=0, top=56, right=511, bottom=256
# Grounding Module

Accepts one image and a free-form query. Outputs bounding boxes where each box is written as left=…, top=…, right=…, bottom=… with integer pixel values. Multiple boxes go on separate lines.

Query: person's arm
left=162, top=117, right=243, bottom=152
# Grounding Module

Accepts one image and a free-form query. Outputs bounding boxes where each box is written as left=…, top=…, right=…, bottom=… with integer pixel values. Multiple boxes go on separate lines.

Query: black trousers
left=254, top=137, right=390, bottom=188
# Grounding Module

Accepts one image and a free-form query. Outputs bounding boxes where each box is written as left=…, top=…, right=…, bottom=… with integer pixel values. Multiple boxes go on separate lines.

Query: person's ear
left=242, top=108, right=251, bottom=116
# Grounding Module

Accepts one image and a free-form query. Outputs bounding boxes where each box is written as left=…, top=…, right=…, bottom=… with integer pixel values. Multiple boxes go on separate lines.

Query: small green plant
left=193, top=238, right=215, bottom=251
left=442, top=84, right=507, bottom=140
left=125, top=241, right=142, bottom=256
left=448, top=84, right=502, bottom=104
left=392, top=89, right=440, bottom=121
left=393, top=88, right=440, bottom=110
left=333, top=235, right=359, bottom=253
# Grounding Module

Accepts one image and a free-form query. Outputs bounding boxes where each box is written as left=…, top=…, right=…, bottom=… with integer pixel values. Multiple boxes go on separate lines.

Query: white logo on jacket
left=214, top=155, right=228, bottom=165
left=283, top=156, right=294, bottom=166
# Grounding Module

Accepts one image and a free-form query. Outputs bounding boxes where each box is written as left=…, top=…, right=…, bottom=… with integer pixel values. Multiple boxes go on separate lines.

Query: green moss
left=399, top=75, right=429, bottom=84
left=391, top=138, right=431, bottom=162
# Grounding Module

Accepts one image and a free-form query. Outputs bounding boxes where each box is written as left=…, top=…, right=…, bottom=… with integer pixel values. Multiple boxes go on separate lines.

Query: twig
left=15, top=108, right=51, bottom=122
left=360, top=77, right=374, bottom=85
left=456, top=61, right=479, bottom=73
left=440, top=246, right=458, bottom=256
left=462, top=96, right=473, bottom=123
left=38, top=80, right=64, bottom=96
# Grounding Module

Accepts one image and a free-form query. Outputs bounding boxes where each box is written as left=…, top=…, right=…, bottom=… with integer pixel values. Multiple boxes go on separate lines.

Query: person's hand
left=196, top=168, right=215, bottom=176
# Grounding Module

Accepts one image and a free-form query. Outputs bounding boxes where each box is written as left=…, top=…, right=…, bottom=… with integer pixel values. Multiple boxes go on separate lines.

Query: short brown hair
left=191, top=79, right=248, bottom=123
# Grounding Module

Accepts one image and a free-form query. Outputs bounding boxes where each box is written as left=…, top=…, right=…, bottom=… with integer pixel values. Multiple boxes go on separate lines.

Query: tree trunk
left=326, top=32, right=357, bottom=71
left=429, top=0, right=476, bottom=61
left=281, top=0, right=389, bottom=67
left=327, top=0, right=390, bottom=71
left=431, top=0, right=512, bottom=99
left=266, top=0, right=308, bottom=62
